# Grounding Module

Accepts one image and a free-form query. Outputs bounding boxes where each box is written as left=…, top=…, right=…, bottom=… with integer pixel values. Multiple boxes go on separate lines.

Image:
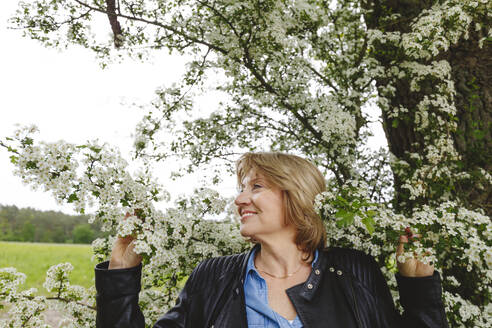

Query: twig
left=46, top=296, right=96, bottom=310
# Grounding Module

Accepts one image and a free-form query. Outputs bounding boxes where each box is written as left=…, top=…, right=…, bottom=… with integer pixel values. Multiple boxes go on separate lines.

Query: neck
left=255, top=240, right=311, bottom=277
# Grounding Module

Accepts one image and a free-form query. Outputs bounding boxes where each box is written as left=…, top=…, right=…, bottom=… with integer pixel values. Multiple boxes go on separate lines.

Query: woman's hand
left=108, top=213, right=142, bottom=270
left=396, top=229, right=434, bottom=277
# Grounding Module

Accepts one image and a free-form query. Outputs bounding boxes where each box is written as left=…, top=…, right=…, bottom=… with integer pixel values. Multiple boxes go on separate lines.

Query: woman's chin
left=239, top=228, right=249, bottom=237
left=239, top=225, right=254, bottom=238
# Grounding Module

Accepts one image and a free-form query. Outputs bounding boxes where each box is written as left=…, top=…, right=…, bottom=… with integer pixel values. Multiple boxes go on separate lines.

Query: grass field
left=0, top=241, right=96, bottom=296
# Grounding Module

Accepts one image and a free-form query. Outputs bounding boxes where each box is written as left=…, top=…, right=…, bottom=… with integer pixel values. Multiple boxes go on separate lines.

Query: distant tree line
left=0, top=205, right=108, bottom=244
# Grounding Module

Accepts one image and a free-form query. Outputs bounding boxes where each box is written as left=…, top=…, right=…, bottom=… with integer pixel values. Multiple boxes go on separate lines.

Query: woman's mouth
left=241, top=211, right=257, bottom=220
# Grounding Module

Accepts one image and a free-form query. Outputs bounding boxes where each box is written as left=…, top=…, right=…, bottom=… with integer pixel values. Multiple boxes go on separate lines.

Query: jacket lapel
left=208, top=245, right=257, bottom=328
left=285, top=248, right=361, bottom=328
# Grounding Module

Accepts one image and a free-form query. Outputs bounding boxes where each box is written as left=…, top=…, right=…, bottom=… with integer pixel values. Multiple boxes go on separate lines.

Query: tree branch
left=306, top=62, right=339, bottom=92
left=46, top=296, right=96, bottom=310
left=240, top=47, right=349, bottom=184
left=196, top=0, right=242, bottom=41
left=105, top=0, right=123, bottom=48
left=73, top=0, right=228, bottom=54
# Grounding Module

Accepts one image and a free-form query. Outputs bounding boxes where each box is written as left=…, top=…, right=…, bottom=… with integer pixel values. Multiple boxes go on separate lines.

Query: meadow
left=0, top=241, right=96, bottom=296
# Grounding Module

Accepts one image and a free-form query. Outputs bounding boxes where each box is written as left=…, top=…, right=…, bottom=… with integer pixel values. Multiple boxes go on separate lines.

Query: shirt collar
left=245, top=246, right=320, bottom=278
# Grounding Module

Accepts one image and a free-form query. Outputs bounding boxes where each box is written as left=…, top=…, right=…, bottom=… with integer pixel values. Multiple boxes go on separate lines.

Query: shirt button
left=337, top=270, right=343, bottom=276
left=329, top=267, right=335, bottom=272
left=307, top=283, right=313, bottom=289
left=314, top=269, right=320, bottom=275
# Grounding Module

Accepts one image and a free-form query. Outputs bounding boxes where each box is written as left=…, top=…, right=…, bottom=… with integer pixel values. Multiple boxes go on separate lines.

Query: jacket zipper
left=349, top=276, right=363, bottom=328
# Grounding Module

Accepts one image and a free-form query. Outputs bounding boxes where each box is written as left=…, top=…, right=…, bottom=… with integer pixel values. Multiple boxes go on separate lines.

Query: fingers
left=397, top=227, right=420, bottom=256
left=397, top=228, right=436, bottom=277
left=119, top=235, right=135, bottom=243
left=397, top=235, right=407, bottom=256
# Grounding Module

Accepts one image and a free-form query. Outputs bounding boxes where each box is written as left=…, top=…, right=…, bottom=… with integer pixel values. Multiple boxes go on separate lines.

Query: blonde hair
left=236, top=152, right=327, bottom=257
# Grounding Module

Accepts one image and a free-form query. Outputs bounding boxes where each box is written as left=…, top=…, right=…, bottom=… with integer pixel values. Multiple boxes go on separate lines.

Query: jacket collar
left=295, top=245, right=328, bottom=301
left=237, top=243, right=260, bottom=285
left=236, top=244, right=328, bottom=301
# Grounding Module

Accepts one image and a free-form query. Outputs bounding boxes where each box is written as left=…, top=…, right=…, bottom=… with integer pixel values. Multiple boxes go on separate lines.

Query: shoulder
left=322, top=247, right=376, bottom=266
left=194, top=252, right=247, bottom=276
left=187, top=252, right=247, bottom=292
left=322, top=247, right=381, bottom=285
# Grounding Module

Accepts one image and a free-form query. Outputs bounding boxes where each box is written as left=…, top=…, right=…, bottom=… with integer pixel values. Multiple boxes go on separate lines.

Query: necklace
left=254, top=261, right=304, bottom=279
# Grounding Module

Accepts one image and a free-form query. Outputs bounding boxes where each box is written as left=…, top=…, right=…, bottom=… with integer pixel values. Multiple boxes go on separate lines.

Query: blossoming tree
left=1, top=0, right=490, bottom=327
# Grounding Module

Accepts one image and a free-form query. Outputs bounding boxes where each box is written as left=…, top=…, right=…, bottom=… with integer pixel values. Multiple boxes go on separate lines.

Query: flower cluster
left=315, top=185, right=491, bottom=327
left=0, top=296, right=50, bottom=328
left=0, top=263, right=95, bottom=328
left=0, top=267, right=27, bottom=303
left=43, top=263, right=74, bottom=294
left=3, top=126, right=249, bottom=326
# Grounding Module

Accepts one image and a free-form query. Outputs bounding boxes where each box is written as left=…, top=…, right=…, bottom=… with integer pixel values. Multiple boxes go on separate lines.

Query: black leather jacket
left=95, top=245, right=449, bottom=327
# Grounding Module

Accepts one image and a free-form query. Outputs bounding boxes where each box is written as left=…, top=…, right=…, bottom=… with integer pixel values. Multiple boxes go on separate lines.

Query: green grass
left=0, top=241, right=96, bottom=296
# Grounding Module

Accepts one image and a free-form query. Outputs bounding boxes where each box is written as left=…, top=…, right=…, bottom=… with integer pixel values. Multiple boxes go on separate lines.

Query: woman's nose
left=234, top=190, right=251, bottom=206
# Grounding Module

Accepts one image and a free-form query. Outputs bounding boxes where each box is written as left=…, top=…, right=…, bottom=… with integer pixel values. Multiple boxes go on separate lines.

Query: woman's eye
left=253, top=184, right=262, bottom=189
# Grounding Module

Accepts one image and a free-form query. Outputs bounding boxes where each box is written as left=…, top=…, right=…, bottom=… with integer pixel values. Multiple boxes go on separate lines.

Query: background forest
left=0, top=205, right=104, bottom=244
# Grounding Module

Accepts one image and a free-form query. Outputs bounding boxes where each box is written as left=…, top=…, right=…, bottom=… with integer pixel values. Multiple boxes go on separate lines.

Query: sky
left=0, top=1, right=386, bottom=216
left=0, top=1, right=238, bottom=215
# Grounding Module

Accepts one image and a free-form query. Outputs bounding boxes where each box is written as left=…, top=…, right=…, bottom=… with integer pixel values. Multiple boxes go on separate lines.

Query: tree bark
left=449, top=28, right=492, bottom=216
left=363, top=0, right=492, bottom=216
left=363, top=0, right=491, bottom=306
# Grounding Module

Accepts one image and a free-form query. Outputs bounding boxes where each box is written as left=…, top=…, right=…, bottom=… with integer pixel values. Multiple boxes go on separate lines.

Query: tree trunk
left=449, top=28, right=492, bottom=216
left=363, top=0, right=492, bottom=216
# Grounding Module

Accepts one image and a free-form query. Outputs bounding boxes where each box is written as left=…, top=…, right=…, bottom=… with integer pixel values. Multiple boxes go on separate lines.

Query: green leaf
left=335, top=195, right=349, bottom=206
left=89, top=146, right=102, bottom=154
left=348, top=200, right=357, bottom=210
left=392, top=119, right=399, bottom=128
left=335, top=209, right=355, bottom=228
left=385, top=255, right=398, bottom=274
left=25, top=160, right=38, bottom=169
left=362, top=216, right=375, bottom=234
left=21, top=137, right=33, bottom=146
left=67, top=193, right=79, bottom=203
left=120, top=198, right=130, bottom=207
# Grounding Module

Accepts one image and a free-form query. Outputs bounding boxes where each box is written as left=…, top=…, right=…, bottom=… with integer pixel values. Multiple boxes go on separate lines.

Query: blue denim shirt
left=243, top=248, right=319, bottom=328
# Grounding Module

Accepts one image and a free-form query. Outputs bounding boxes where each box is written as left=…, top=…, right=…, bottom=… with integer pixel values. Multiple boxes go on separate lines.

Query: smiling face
left=235, top=152, right=328, bottom=254
left=234, top=169, right=295, bottom=243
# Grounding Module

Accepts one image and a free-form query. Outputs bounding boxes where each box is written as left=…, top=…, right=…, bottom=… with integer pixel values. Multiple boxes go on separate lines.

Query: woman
left=95, top=152, right=449, bottom=327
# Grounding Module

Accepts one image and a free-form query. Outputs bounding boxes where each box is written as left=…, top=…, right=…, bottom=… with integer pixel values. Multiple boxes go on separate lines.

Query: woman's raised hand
left=396, top=229, right=434, bottom=277
left=108, top=212, right=143, bottom=270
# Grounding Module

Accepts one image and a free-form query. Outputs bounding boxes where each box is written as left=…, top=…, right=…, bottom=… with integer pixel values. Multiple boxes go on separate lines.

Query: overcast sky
left=0, top=1, right=386, bottom=216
